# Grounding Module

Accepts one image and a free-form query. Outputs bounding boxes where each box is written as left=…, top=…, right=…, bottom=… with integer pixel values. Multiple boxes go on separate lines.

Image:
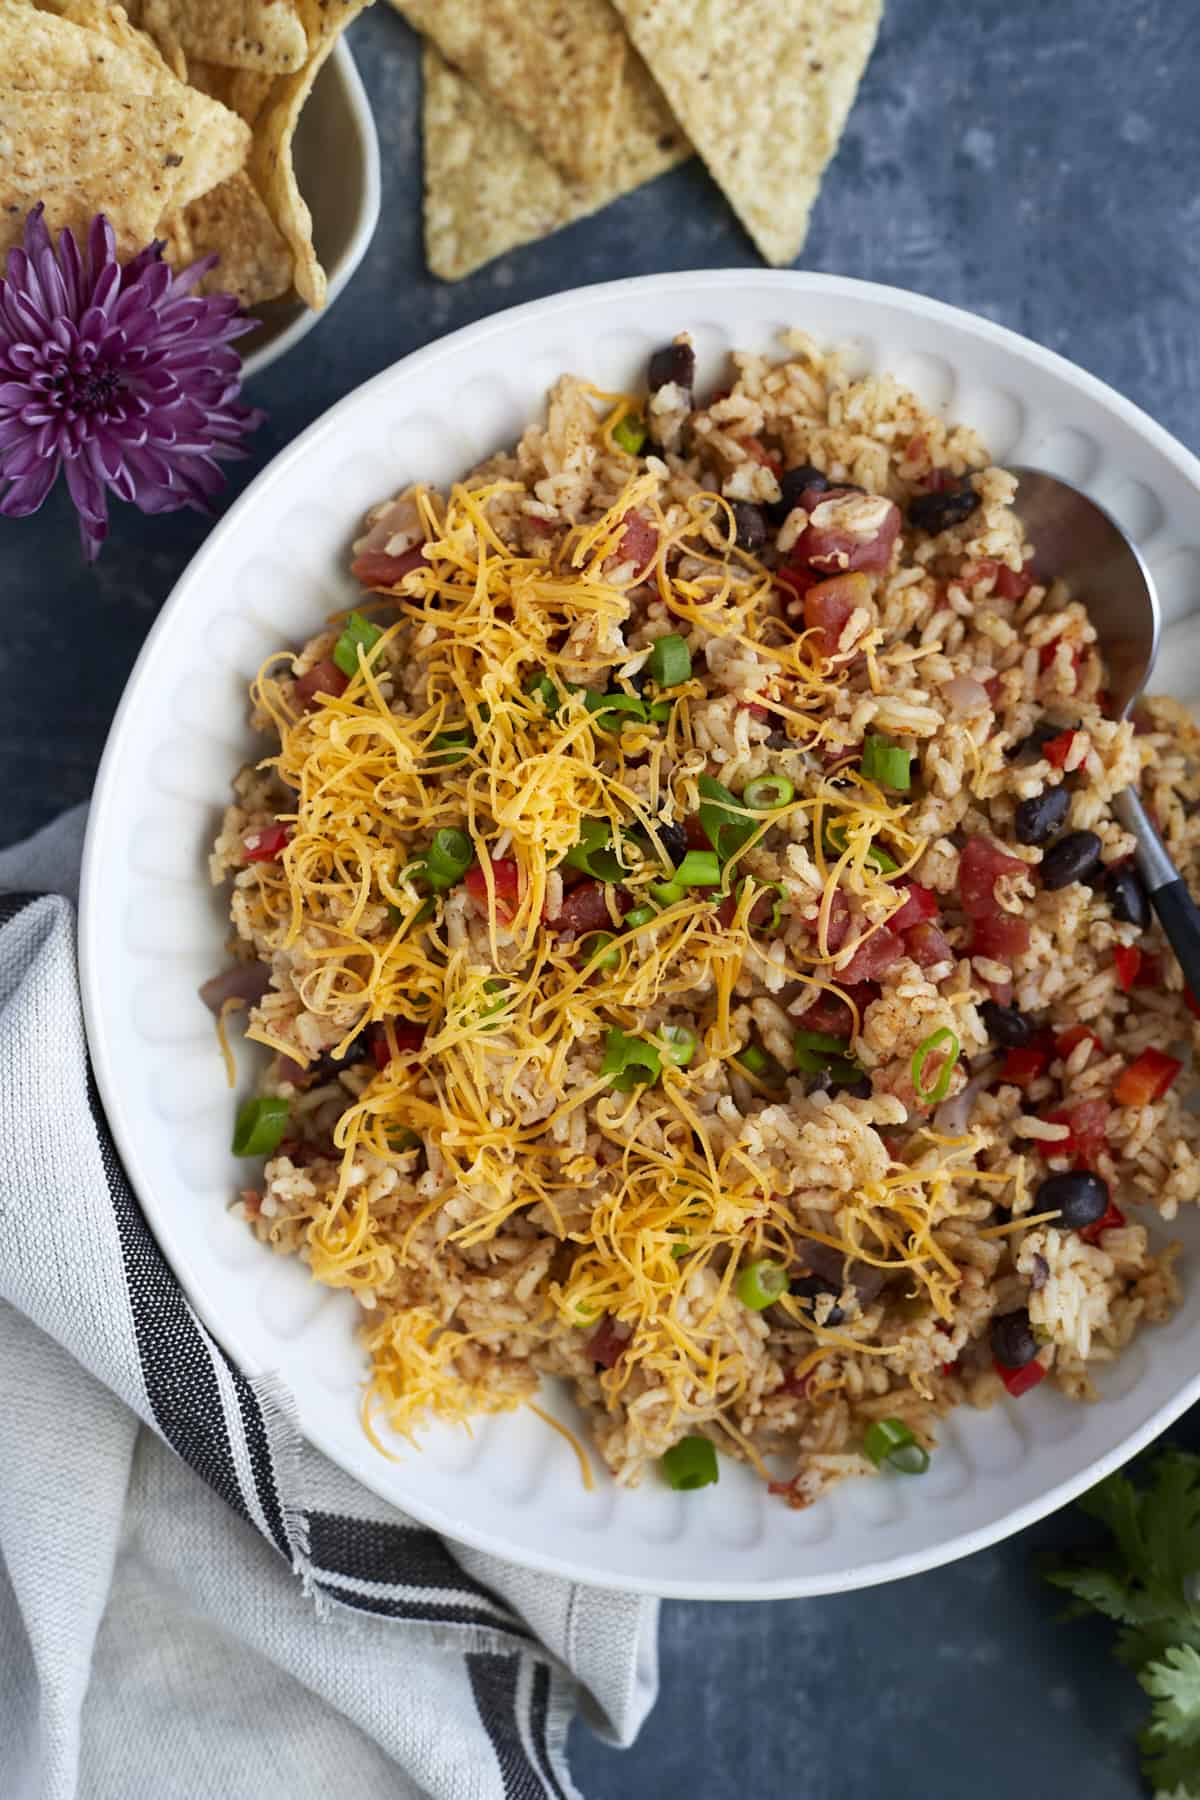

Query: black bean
left=789, top=1274, right=846, bottom=1327
left=1036, top=1169, right=1110, bottom=1231
left=648, top=341, right=695, bottom=393
left=805, top=1068, right=834, bottom=1096
left=655, top=819, right=688, bottom=864
left=1014, top=784, right=1071, bottom=847
left=991, top=1308, right=1039, bottom=1369
left=765, top=729, right=791, bottom=749
left=979, top=1000, right=1036, bottom=1047
left=1105, top=863, right=1150, bottom=930
left=309, top=1035, right=367, bottom=1081
left=841, top=1074, right=873, bottom=1100
left=1040, top=829, right=1103, bottom=891
left=730, top=501, right=768, bottom=554
left=907, top=481, right=980, bottom=534
left=766, top=463, right=829, bottom=524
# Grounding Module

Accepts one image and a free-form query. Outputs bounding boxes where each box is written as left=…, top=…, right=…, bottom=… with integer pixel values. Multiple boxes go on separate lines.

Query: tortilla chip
left=423, top=45, right=688, bottom=281
left=182, top=169, right=292, bottom=304
left=189, top=56, right=274, bottom=123
left=0, top=0, right=180, bottom=92
left=0, top=89, right=200, bottom=255
left=249, top=0, right=368, bottom=308
left=610, top=0, right=883, bottom=265
left=31, top=0, right=186, bottom=77
left=391, top=0, right=625, bottom=188
left=125, top=0, right=307, bottom=75
left=155, top=202, right=193, bottom=263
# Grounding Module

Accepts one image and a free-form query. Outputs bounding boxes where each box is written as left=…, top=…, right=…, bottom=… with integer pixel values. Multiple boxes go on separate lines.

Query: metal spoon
left=1008, top=466, right=1200, bottom=998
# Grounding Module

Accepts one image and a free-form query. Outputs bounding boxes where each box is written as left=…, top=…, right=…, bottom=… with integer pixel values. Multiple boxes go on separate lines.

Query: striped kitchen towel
left=0, top=807, right=657, bottom=1800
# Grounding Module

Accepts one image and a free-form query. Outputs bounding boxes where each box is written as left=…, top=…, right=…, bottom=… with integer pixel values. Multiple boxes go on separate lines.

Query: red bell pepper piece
left=1055, top=1025, right=1105, bottom=1059
left=242, top=823, right=291, bottom=864
left=1038, top=1099, right=1110, bottom=1167
left=465, top=857, right=522, bottom=922
left=1114, top=1047, right=1183, bottom=1107
left=1042, top=729, right=1077, bottom=769
left=995, top=1356, right=1047, bottom=1397
left=1113, top=945, right=1142, bottom=992
left=1080, top=1199, right=1126, bottom=1245
left=999, top=1046, right=1050, bottom=1089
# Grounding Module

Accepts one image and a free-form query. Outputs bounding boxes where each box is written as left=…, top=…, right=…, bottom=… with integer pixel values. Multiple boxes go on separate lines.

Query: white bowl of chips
left=2, top=0, right=378, bottom=378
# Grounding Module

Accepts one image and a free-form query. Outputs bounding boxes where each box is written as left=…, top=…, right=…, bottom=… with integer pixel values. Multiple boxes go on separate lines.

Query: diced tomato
left=1055, top=1025, right=1104, bottom=1059
left=800, top=981, right=879, bottom=1040
left=797, top=491, right=901, bottom=576
left=1042, top=729, right=1078, bottom=769
left=294, top=657, right=349, bottom=709
left=684, top=815, right=709, bottom=851
left=1186, top=988, right=1200, bottom=1019
left=905, top=920, right=954, bottom=968
left=922, top=467, right=955, bottom=493
left=837, top=925, right=904, bottom=984
left=995, top=1356, right=1047, bottom=1397
left=999, top=1047, right=1050, bottom=1089
left=776, top=560, right=822, bottom=612
left=993, top=564, right=1033, bottom=602
left=715, top=886, right=778, bottom=931
left=350, top=543, right=426, bottom=588
left=1038, top=1099, right=1110, bottom=1167
left=367, top=1020, right=427, bottom=1070
left=958, top=836, right=1029, bottom=918
left=890, top=881, right=939, bottom=933
left=743, top=702, right=770, bottom=721
left=546, top=878, right=613, bottom=938
left=618, top=511, right=659, bottom=568
left=802, top=572, right=871, bottom=657
left=1113, top=945, right=1142, bottom=992
left=465, top=856, right=522, bottom=921
left=1039, top=637, right=1086, bottom=684
left=1114, top=1047, right=1183, bottom=1107
left=970, top=913, right=1031, bottom=960
left=586, top=1317, right=628, bottom=1369
left=1080, top=1199, right=1127, bottom=1245
left=242, top=823, right=291, bottom=863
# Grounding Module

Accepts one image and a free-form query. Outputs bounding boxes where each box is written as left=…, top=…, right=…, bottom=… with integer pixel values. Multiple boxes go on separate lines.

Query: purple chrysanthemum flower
left=0, top=205, right=265, bottom=560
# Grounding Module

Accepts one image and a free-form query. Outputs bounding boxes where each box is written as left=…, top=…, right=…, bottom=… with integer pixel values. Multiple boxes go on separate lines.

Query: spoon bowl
left=1008, top=465, right=1161, bottom=718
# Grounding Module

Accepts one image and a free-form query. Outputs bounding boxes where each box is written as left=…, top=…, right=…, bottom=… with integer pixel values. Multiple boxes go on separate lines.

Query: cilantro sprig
left=1045, top=1450, right=1200, bottom=1797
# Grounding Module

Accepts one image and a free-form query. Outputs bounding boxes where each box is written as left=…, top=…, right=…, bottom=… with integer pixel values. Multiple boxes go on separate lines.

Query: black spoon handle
left=1112, top=788, right=1200, bottom=1000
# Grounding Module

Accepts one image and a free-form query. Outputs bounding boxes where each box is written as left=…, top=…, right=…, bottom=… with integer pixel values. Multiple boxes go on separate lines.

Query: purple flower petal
left=0, top=205, right=263, bottom=559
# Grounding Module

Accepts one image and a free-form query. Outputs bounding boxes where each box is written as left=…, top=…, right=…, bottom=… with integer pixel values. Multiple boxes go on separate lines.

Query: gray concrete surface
left=2, top=2, right=1197, bottom=1793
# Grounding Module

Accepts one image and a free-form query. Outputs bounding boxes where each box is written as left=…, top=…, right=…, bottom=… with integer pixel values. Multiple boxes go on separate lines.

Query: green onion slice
left=911, top=1027, right=960, bottom=1105
left=793, top=1027, right=852, bottom=1057
left=863, top=1418, right=930, bottom=1474
left=332, top=611, right=383, bottom=679
left=650, top=879, right=686, bottom=906
left=578, top=931, right=620, bottom=971
left=564, top=818, right=625, bottom=882
left=583, top=689, right=665, bottom=730
left=423, top=827, right=473, bottom=891
left=623, top=904, right=657, bottom=930
left=735, top=1259, right=789, bottom=1310
left=861, top=734, right=913, bottom=792
left=658, top=1024, right=697, bottom=1068
left=673, top=849, right=721, bottom=888
left=735, top=1042, right=770, bottom=1075
left=429, top=729, right=471, bottom=765
left=793, top=1049, right=866, bottom=1084
left=742, top=774, right=794, bottom=809
left=601, top=1029, right=662, bottom=1092
left=697, top=773, right=757, bottom=864
left=661, top=1436, right=719, bottom=1491
left=386, top=1127, right=420, bottom=1153
left=824, top=820, right=898, bottom=873
left=232, top=1095, right=288, bottom=1158
left=613, top=413, right=647, bottom=455
left=647, top=633, right=692, bottom=687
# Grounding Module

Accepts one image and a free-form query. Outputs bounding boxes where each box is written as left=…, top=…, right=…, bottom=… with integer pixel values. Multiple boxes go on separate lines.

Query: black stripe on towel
left=467, top=1653, right=553, bottom=1800
left=308, top=1510, right=522, bottom=1621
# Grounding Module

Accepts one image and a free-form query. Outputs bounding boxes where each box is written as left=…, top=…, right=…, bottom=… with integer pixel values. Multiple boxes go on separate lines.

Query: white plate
left=239, top=40, right=380, bottom=382
left=81, top=271, right=1200, bottom=1598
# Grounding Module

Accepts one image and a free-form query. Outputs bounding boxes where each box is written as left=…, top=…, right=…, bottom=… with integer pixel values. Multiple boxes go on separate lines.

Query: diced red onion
left=942, top=673, right=990, bottom=715
left=199, top=963, right=271, bottom=1014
